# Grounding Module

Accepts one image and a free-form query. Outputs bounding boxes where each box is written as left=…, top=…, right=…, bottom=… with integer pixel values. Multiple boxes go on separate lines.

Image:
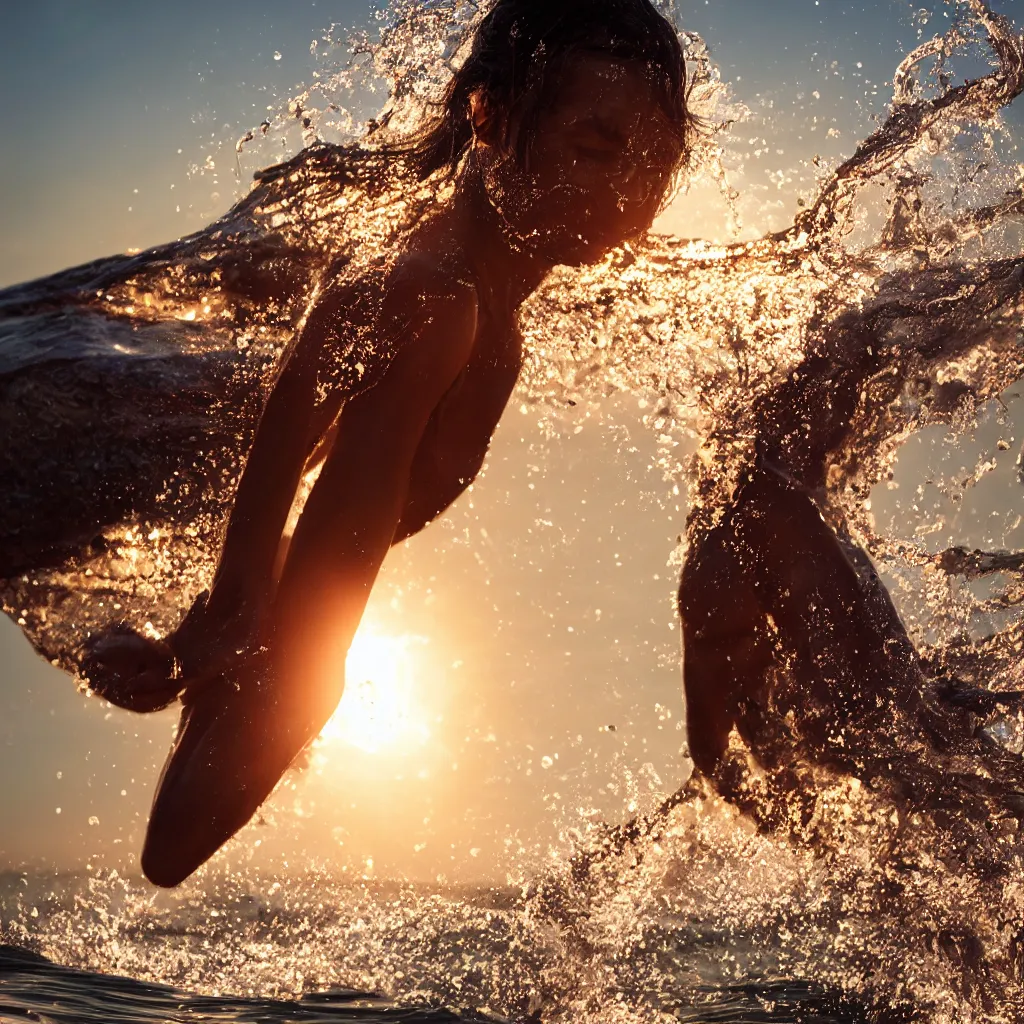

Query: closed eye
left=577, top=144, right=621, bottom=163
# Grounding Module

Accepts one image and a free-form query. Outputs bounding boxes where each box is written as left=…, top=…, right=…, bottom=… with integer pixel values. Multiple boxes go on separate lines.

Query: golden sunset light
left=319, top=628, right=430, bottom=755
left=3, top=0, right=1024, bottom=1017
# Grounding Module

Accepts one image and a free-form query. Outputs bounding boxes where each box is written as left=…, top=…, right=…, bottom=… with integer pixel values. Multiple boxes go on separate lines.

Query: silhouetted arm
left=172, top=287, right=347, bottom=668
left=266, top=271, right=479, bottom=702
left=212, top=298, right=336, bottom=605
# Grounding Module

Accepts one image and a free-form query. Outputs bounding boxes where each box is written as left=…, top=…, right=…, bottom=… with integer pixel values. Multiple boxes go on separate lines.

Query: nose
left=613, top=164, right=654, bottom=212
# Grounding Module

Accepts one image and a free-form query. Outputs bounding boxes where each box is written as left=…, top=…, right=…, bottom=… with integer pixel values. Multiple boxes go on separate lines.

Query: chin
left=514, top=217, right=632, bottom=267
left=555, top=218, right=649, bottom=266
left=549, top=233, right=621, bottom=267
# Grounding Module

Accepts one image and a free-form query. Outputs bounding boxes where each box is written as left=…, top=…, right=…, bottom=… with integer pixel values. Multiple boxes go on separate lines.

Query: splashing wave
left=2, top=1, right=1024, bottom=1019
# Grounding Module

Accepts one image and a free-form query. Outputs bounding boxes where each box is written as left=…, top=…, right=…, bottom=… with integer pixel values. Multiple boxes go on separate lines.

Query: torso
left=398, top=296, right=522, bottom=537
left=305, top=247, right=524, bottom=540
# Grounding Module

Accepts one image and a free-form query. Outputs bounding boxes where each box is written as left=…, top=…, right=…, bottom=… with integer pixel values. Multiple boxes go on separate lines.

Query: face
left=479, top=53, right=683, bottom=265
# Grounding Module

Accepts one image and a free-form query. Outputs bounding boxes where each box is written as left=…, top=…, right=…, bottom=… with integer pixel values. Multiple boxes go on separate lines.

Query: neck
left=428, top=154, right=553, bottom=314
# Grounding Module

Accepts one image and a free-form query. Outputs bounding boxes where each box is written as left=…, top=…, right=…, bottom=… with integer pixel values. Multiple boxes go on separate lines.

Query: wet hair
left=404, top=0, right=693, bottom=181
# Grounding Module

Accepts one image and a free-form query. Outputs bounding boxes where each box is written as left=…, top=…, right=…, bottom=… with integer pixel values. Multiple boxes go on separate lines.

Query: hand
left=171, top=587, right=271, bottom=683
left=80, top=627, right=181, bottom=713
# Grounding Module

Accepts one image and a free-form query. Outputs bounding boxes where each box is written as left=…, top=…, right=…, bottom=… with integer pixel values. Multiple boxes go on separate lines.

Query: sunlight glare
left=319, top=629, right=429, bottom=754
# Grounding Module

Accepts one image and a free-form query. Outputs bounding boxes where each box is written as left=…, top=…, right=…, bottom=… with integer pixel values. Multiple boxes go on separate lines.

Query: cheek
left=517, top=140, right=610, bottom=216
left=482, top=151, right=644, bottom=260
left=488, top=161, right=589, bottom=233
left=525, top=164, right=620, bottom=229
left=540, top=147, right=616, bottom=207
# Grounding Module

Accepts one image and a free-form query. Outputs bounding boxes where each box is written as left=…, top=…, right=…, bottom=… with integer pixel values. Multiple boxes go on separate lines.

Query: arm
left=267, top=275, right=478, bottom=699
left=175, top=285, right=357, bottom=667
left=81, top=289, right=339, bottom=701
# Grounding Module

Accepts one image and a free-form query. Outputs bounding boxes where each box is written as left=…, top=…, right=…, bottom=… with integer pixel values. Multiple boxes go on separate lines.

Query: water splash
left=2, top=0, right=1024, bottom=1020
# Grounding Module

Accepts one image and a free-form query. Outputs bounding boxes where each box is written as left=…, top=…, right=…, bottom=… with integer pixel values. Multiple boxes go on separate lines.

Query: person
left=73, top=0, right=696, bottom=886
left=678, top=332, right=920, bottom=789
left=678, top=280, right=1024, bottom=829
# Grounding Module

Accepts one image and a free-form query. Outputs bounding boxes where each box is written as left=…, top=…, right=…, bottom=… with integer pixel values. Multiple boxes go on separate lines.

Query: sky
left=1, top=0, right=1021, bottom=886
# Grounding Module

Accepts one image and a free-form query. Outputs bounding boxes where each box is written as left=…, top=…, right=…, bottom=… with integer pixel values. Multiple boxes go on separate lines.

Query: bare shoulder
left=369, top=253, right=480, bottom=383
left=384, top=252, right=479, bottom=339
left=308, top=253, right=478, bottom=354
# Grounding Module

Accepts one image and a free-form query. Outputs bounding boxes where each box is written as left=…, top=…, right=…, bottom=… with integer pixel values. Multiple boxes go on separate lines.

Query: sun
left=318, top=628, right=430, bottom=754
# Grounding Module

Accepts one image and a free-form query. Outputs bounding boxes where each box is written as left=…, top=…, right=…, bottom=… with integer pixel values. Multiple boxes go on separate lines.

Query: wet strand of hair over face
left=392, top=0, right=696, bottom=182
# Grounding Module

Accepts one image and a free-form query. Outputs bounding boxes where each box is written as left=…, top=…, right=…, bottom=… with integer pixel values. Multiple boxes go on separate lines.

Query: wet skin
left=678, top=456, right=1024, bottom=831
left=84, top=53, right=684, bottom=886
left=678, top=336, right=919, bottom=782
left=680, top=463, right=926, bottom=785
left=677, top=319, right=1016, bottom=812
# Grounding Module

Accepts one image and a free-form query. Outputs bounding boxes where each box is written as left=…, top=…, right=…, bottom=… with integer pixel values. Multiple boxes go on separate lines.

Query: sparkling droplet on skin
left=2, top=6, right=1024, bottom=1015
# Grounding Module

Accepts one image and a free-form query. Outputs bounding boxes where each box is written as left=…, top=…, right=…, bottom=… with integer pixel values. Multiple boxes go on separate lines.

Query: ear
left=469, top=89, right=503, bottom=150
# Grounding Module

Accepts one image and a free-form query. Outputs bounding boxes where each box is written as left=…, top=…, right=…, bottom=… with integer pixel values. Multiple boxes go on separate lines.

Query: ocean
left=0, top=871, right=883, bottom=1023
left=2, top=0, right=1024, bottom=1020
